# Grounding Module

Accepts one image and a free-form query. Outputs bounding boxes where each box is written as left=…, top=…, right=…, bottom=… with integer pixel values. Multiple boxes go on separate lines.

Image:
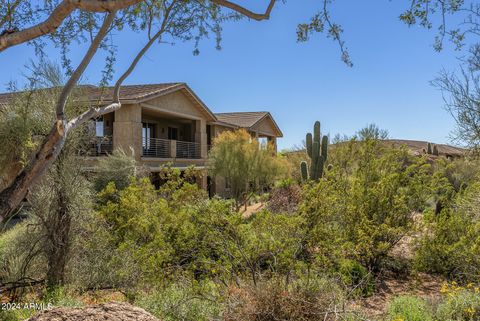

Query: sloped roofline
left=121, top=83, right=218, bottom=122
left=250, top=112, right=284, bottom=137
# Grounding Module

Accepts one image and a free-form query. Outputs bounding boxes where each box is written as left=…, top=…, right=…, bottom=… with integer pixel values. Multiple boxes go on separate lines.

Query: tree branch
left=56, top=11, right=116, bottom=120
left=211, top=0, right=276, bottom=21
left=0, top=0, right=143, bottom=52
left=67, top=1, right=175, bottom=131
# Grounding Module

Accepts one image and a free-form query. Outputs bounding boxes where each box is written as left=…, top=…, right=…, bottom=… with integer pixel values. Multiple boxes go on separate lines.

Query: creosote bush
left=300, top=139, right=431, bottom=271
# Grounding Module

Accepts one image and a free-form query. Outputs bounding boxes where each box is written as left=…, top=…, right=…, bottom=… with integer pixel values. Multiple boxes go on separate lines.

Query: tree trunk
left=46, top=189, right=71, bottom=288
left=0, top=121, right=65, bottom=221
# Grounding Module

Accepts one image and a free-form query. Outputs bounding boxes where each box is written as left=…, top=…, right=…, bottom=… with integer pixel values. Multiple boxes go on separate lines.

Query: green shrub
left=387, top=295, right=433, bottom=321
left=301, top=139, right=431, bottom=271
left=136, top=279, right=221, bottom=321
left=337, top=259, right=374, bottom=297
left=415, top=183, right=480, bottom=282
left=436, top=286, right=480, bottom=320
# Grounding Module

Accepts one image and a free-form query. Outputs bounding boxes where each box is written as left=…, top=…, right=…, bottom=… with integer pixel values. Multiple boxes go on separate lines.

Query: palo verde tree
left=0, top=0, right=477, bottom=221
left=209, top=129, right=286, bottom=211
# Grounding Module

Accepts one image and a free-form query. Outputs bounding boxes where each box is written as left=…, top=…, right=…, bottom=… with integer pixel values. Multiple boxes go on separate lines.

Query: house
left=0, top=83, right=283, bottom=197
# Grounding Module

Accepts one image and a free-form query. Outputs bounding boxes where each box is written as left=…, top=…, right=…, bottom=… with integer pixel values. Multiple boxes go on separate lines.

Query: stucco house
left=68, top=83, right=282, bottom=196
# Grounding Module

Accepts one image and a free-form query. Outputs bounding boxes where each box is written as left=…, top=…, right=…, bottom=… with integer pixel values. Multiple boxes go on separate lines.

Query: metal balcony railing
left=143, top=138, right=171, bottom=158
left=176, top=140, right=201, bottom=159
left=87, top=136, right=113, bottom=156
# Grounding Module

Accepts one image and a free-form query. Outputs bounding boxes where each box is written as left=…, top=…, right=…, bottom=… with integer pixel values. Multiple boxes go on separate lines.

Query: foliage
left=356, top=123, right=389, bottom=141
left=93, top=148, right=140, bottom=192
left=337, top=259, right=374, bottom=297
left=437, top=282, right=480, bottom=321
left=300, top=139, right=431, bottom=270
left=387, top=295, right=433, bottom=321
left=136, top=278, right=222, bottom=321
left=209, top=129, right=288, bottom=210
left=415, top=182, right=480, bottom=283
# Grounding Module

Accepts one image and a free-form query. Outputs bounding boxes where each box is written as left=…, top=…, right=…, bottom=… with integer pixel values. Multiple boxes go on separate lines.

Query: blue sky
left=0, top=0, right=469, bottom=150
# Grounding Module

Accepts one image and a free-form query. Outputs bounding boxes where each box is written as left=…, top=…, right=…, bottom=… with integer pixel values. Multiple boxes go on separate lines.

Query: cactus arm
left=306, top=133, right=313, bottom=158
left=321, top=135, right=328, bottom=160
left=300, top=161, right=309, bottom=181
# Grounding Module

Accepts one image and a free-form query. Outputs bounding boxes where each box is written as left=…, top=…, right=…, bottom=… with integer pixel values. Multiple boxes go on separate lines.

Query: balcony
left=143, top=138, right=171, bottom=158
left=176, top=140, right=201, bottom=159
left=142, top=138, right=201, bottom=159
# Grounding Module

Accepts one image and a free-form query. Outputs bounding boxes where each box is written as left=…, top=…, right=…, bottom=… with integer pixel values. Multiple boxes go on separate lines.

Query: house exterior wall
left=101, top=90, right=281, bottom=199
left=147, top=91, right=207, bottom=119
left=113, top=104, right=142, bottom=161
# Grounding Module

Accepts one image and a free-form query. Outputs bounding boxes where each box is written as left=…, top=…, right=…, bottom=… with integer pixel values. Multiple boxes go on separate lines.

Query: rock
left=26, top=302, right=160, bottom=321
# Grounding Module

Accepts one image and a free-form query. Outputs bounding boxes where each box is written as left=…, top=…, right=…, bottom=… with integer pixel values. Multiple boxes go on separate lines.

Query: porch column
left=195, top=119, right=208, bottom=159
left=268, top=137, right=278, bottom=153
left=113, top=104, right=142, bottom=161
left=170, top=140, right=177, bottom=158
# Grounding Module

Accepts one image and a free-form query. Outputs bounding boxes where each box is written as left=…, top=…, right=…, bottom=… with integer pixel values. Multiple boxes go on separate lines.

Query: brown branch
left=211, top=0, right=276, bottom=21
left=67, top=1, right=175, bottom=131
left=56, top=11, right=116, bottom=120
left=0, top=0, right=144, bottom=52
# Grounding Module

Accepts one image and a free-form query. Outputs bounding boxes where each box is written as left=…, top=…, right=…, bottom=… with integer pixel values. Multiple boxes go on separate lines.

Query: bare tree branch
left=56, top=12, right=116, bottom=120
left=211, top=0, right=276, bottom=21
left=68, top=1, right=176, bottom=131
left=0, top=0, right=143, bottom=52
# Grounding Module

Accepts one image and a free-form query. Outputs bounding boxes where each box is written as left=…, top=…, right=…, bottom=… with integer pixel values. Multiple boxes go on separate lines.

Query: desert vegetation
left=1, top=105, right=480, bottom=320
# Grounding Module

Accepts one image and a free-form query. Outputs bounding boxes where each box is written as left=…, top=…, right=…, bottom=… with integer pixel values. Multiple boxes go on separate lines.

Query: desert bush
left=93, top=148, right=141, bottom=192
left=301, top=139, right=431, bottom=271
left=0, top=222, right=46, bottom=295
left=386, top=295, right=433, bottom=321
left=224, top=275, right=354, bottom=321
left=136, top=278, right=222, bottom=321
left=415, top=182, right=480, bottom=282
left=267, top=179, right=302, bottom=214
left=436, top=283, right=480, bottom=321
left=337, top=259, right=374, bottom=297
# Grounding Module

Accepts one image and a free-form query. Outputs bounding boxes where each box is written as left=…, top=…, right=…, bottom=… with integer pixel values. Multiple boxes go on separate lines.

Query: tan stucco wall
left=147, top=91, right=207, bottom=119
left=113, top=104, right=142, bottom=161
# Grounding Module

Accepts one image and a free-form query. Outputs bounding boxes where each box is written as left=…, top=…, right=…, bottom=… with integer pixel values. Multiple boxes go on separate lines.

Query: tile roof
left=0, top=83, right=184, bottom=106
left=77, top=83, right=184, bottom=103
left=214, top=112, right=269, bottom=128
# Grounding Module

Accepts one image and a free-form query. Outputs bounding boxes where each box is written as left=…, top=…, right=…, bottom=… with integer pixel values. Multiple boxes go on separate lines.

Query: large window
left=95, top=117, right=104, bottom=137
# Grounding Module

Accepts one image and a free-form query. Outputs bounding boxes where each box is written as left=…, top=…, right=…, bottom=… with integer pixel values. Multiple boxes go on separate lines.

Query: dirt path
left=241, top=202, right=265, bottom=218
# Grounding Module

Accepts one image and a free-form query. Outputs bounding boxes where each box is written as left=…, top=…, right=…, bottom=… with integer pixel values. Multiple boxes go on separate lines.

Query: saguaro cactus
left=300, top=121, right=329, bottom=181
left=433, top=144, right=439, bottom=156
left=427, top=143, right=433, bottom=155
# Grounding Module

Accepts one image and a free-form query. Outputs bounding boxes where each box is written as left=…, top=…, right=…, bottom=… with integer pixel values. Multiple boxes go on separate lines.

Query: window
left=142, top=123, right=155, bottom=149
left=168, top=127, right=178, bottom=140
left=95, top=117, right=104, bottom=137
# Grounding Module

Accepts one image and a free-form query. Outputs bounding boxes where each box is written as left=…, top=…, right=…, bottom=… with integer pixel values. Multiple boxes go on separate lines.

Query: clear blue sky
left=0, top=0, right=469, bottom=150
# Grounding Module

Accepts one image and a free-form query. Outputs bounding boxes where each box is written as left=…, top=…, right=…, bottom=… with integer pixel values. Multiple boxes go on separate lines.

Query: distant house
left=383, top=139, right=465, bottom=159
left=0, top=83, right=283, bottom=197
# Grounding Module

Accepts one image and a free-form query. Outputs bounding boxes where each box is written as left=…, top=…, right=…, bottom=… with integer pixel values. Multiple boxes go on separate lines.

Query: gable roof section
left=80, top=83, right=217, bottom=121
left=0, top=83, right=217, bottom=121
left=215, top=111, right=283, bottom=137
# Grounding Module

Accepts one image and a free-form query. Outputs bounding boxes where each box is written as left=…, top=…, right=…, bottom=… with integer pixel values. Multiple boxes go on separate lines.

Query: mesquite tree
left=0, top=0, right=477, bottom=221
